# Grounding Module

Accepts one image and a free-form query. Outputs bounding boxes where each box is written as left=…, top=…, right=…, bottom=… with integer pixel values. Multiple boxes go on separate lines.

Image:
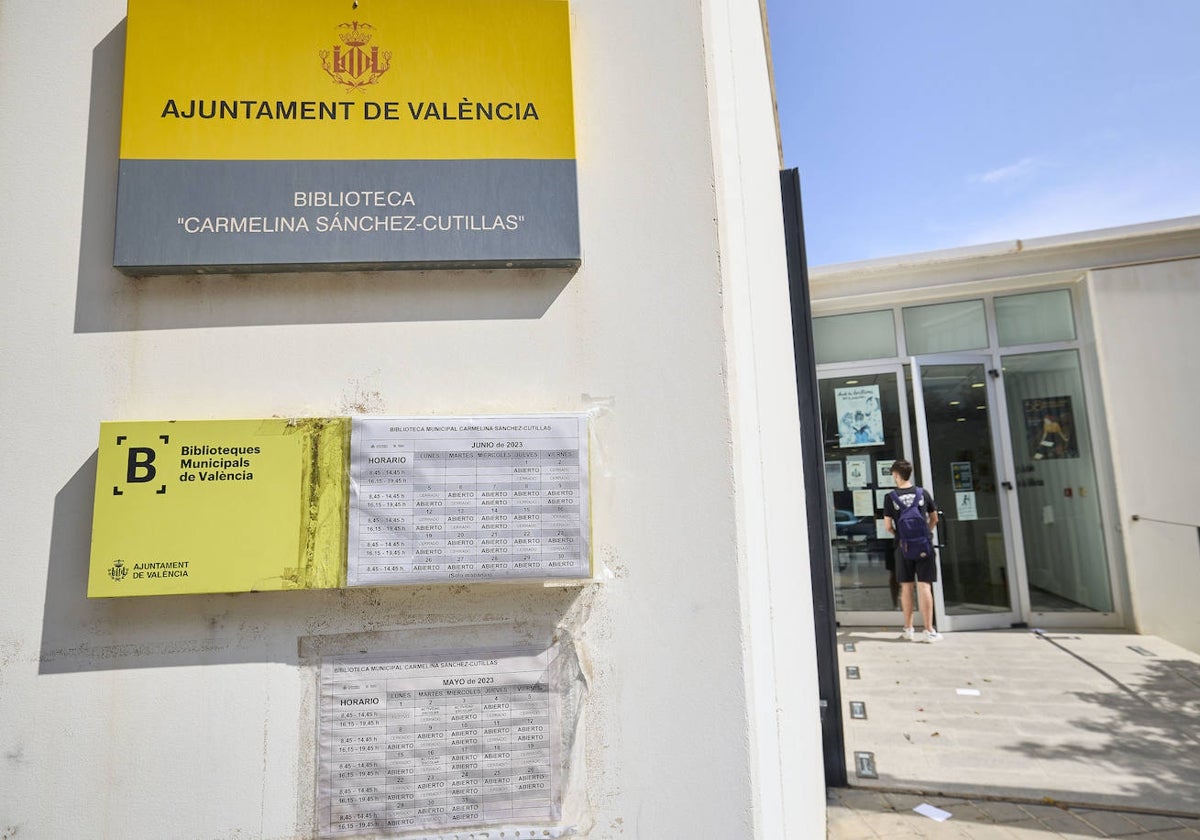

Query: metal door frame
left=911, top=352, right=1024, bottom=631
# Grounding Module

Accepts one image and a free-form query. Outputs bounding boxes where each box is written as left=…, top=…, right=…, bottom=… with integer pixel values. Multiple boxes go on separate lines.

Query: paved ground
left=828, top=787, right=1200, bottom=838
left=829, top=628, right=1200, bottom=837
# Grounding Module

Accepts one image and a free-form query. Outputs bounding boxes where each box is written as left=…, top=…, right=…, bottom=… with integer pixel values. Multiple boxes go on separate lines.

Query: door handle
left=1001, top=481, right=1014, bottom=490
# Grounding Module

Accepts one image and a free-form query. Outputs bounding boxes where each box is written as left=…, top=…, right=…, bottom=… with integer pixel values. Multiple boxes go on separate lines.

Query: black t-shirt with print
left=883, top=485, right=936, bottom=523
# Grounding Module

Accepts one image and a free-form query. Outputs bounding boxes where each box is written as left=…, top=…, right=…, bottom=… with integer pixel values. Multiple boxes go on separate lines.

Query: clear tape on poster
left=346, top=405, right=610, bottom=589
left=312, top=624, right=593, bottom=839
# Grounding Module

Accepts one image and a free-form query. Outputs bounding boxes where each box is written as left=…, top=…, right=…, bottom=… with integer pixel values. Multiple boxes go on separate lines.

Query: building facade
left=0, top=0, right=825, bottom=837
left=810, top=218, right=1200, bottom=652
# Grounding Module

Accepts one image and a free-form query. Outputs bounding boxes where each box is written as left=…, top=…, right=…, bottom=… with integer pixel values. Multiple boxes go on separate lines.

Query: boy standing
left=883, top=459, right=942, bottom=642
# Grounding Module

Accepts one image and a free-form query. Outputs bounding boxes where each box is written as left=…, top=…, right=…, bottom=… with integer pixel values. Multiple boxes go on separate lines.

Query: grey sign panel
left=853, top=751, right=878, bottom=779
left=114, top=159, right=580, bottom=274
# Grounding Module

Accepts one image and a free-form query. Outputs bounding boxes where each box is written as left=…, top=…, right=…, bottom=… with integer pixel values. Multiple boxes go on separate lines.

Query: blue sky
left=766, top=1, right=1200, bottom=266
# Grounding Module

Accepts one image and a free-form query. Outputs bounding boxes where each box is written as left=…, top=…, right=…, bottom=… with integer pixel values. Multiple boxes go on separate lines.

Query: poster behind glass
left=1023, top=396, right=1079, bottom=460
left=835, top=385, right=884, bottom=448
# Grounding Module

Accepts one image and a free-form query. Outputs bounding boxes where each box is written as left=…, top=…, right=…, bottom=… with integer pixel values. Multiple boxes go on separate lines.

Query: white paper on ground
left=913, top=803, right=952, bottom=822
left=956, top=688, right=982, bottom=696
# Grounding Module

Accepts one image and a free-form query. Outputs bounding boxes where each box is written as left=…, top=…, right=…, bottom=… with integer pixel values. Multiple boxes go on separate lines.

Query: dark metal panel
left=781, top=168, right=847, bottom=787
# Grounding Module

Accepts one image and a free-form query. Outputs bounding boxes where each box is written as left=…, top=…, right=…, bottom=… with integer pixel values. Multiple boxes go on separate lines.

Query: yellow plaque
left=88, top=418, right=349, bottom=597
left=119, top=0, right=576, bottom=162
left=114, top=0, right=579, bottom=273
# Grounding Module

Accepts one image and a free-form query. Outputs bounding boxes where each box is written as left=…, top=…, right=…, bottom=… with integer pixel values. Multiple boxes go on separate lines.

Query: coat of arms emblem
left=108, top=559, right=129, bottom=582
left=320, top=21, right=391, bottom=91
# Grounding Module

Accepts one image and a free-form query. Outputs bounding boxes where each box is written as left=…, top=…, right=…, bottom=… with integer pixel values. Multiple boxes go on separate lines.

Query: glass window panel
left=1001, top=350, right=1112, bottom=612
left=813, top=310, right=897, bottom=364
left=995, top=289, right=1077, bottom=346
left=817, top=372, right=906, bottom=614
left=902, top=299, right=988, bottom=355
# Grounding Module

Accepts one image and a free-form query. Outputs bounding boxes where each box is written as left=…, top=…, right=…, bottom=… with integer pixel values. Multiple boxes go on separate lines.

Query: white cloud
left=955, top=155, right=1200, bottom=247
left=971, top=156, right=1042, bottom=185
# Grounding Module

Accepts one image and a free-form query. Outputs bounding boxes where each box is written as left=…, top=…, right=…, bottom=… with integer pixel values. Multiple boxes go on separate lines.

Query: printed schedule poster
left=347, top=415, right=590, bottom=585
left=317, top=647, right=562, bottom=837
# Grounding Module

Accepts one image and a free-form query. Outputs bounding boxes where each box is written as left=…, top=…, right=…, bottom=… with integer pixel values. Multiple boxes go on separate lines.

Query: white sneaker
left=924, top=629, right=943, bottom=643
left=901, top=627, right=915, bottom=641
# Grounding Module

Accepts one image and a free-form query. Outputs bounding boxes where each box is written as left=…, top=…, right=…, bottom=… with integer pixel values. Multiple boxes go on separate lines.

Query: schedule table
left=318, top=648, right=561, bottom=837
left=347, top=415, right=590, bottom=585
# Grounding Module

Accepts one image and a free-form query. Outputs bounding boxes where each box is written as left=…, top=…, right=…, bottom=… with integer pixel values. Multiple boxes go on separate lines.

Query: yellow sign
left=119, top=0, right=575, bottom=161
left=88, top=418, right=349, bottom=597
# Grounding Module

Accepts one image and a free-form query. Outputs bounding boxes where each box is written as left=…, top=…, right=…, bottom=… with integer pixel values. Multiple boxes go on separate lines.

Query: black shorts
left=895, top=546, right=937, bottom=583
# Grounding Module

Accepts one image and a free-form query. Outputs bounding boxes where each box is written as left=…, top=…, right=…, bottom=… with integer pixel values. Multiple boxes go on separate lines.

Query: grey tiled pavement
left=828, top=787, right=1200, bottom=838
left=828, top=628, right=1200, bottom=838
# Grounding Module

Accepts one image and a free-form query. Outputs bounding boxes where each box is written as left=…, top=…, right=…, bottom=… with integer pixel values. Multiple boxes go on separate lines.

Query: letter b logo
left=126, top=447, right=157, bottom=483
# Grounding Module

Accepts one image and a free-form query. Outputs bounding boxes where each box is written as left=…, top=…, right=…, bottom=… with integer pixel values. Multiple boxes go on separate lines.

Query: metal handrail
left=1131, top=515, right=1200, bottom=553
left=1131, top=514, right=1200, bottom=529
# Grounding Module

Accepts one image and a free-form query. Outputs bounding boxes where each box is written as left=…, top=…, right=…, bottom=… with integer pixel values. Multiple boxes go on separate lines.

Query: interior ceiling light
left=976, top=405, right=986, bottom=410
left=948, top=400, right=960, bottom=406
left=845, top=380, right=859, bottom=385
left=956, top=418, right=967, bottom=422
left=971, top=382, right=985, bottom=389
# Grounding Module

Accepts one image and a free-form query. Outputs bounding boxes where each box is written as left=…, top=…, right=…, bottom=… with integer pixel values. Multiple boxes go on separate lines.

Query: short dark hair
left=891, top=459, right=914, bottom=481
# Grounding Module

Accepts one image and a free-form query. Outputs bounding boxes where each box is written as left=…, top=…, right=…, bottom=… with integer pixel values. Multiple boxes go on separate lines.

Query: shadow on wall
left=73, top=22, right=575, bottom=335
left=41, top=455, right=592, bottom=674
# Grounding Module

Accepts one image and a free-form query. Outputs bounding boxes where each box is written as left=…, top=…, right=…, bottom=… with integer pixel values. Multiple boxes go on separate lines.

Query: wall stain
left=339, top=378, right=384, bottom=414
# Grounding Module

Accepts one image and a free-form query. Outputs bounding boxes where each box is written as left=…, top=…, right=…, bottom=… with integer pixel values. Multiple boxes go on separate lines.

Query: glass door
left=998, top=349, right=1115, bottom=617
left=817, top=365, right=912, bottom=624
left=911, top=355, right=1020, bottom=630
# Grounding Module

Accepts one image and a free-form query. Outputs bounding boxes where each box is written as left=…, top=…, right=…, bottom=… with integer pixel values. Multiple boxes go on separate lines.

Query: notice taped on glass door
left=317, top=647, right=564, bottom=837
left=347, top=415, right=591, bottom=585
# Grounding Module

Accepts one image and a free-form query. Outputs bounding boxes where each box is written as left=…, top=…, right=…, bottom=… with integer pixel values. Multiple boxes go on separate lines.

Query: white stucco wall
left=0, top=1, right=823, bottom=838
left=1089, top=258, right=1200, bottom=653
left=703, top=0, right=826, bottom=835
